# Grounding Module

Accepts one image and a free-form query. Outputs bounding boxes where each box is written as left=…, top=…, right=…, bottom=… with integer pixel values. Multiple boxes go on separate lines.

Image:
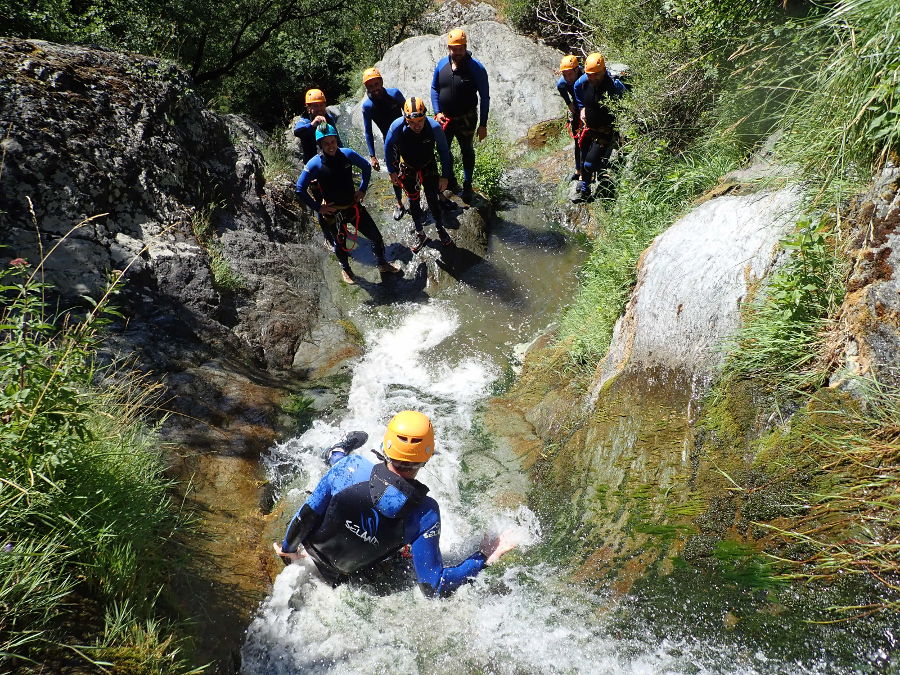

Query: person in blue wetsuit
left=295, top=124, right=401, bottom=284
left=573, top=52, right=626, bottom=202
left=556, top=55, right=584, bottom=182
left=361, top=67, right=407, bottom=221
left=294, top=88, right=343, bottom=164
left=275, top=411, right=518, bottom=597
left=384, top=97, right=455, bottom=252
left=431, top=28, right=490, bottom=205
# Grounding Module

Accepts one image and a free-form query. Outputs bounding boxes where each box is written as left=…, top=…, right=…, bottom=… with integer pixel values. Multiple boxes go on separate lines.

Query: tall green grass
left=559, top=135, right=745, bottom=366
left=717, top=216, right=848, bottom=400
left=0, top=260, right=197, bottom=671
left=772, top=0, right=900, bottom=194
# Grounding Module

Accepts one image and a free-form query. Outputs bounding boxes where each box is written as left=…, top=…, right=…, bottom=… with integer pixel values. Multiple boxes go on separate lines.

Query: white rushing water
left=242, top=301, right=837, bottom=675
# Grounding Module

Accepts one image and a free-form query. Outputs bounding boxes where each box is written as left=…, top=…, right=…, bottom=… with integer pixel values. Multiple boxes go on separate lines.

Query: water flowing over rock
left=595, top=186, right=802, bottom=394
left=340, top=21, right=566, bottom=144
left=487, top=182, right=805, bottom=590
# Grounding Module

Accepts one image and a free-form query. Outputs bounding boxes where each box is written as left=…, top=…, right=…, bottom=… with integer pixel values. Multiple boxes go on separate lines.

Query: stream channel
left=238, top=192, right=891, bottom=674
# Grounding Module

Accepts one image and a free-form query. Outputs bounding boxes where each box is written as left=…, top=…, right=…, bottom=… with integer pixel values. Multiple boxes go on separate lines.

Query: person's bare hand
left=389, top=172, right=401, bottom=186
left=312, top=115, right=326, bottom=127
left=370, top=156, right=380, bottom=171
left=320, top=203, right=337, bottom=216
left=273, top=541, right=306, bottom=563
left=354, top=190, right=366, bottom=204
left=434, top=112, right=449, bottom=125
left=480, top=529, right=519, bottom=565
left=477, top=125, right=487, bottom=142
left=438, top=177, right=448, bottom=193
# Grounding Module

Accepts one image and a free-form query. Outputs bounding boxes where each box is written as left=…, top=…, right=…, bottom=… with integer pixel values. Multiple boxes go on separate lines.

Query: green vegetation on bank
left=509, top=0, right=900, bottom=614
left=0, top=261, right=196, bottom=672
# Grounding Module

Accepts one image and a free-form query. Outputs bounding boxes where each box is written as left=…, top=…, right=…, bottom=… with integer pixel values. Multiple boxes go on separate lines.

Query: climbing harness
left=332, top=204, right=361, bottom=253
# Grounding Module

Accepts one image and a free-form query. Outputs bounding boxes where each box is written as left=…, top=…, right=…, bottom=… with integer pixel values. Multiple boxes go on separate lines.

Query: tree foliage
left=0, top=0, right=424, bottom=129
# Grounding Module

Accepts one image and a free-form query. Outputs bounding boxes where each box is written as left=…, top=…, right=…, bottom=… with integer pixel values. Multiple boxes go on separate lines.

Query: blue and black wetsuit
left=282, top=455, right=487, bottom=597
left=295, top=148, right=389, bottom=270
left=573, top=71, right=626, bottom=184
left=556, top=68, right=584, bottom=176
left=430, top=52, right=490, bottom=187
left=384, top=117, right=453, bottom=235
left=362, top=86, right=405, bottom=204
left=293, top=111, right=343, bottom=164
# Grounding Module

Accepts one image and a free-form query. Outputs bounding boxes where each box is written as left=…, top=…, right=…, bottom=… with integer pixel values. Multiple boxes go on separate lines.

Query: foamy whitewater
left=240, top=301, right=829, bottom=675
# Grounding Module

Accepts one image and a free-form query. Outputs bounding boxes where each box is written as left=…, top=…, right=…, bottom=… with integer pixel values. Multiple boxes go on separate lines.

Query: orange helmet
left=305, top=88, right=326, bottom=105
left=362, top=67, right=382, bottom=85
left=559, top=55, right=579, bottom=72
left=383, top=411, right=435, bottom=463
left=403, top=96, right=427, bottom=118
left=584, top=53, right=606, bottom=75
left=447, top=29, right=467, bottom=47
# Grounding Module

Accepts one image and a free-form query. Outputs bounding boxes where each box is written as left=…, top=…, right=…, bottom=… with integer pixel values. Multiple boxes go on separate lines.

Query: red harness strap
left=334, top=204, right=361, bottom=252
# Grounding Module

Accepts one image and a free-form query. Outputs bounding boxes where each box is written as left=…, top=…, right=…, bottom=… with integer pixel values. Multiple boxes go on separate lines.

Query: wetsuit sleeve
left=295, top=162, right=321, bottom=212
left=281, top=468, right=336, bottom=552
left=409, top=502, right=488, bottom=598
left=610, top=74, right=627, bottom=96
left=362, top=98, right=376, bottom=157
left=431, top=120, right=453, bottom=178
left=573, top=76, right=586, bottom=111
left=293, top=117, right=311, bottom=138
left=384, top=120, right=401, bottom=174
left=345, top=149, right=372, bottom=192
left=473, top=59, right=490, bottom=127
left=430, top=63, right=442, bottom=114
left=556, top=78, right=572, bottom=106
left=393, top=89, right=406, bottom=107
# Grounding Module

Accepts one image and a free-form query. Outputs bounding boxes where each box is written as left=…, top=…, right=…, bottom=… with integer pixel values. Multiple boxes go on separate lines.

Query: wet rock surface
left=831, top=166, right=900, bottom=389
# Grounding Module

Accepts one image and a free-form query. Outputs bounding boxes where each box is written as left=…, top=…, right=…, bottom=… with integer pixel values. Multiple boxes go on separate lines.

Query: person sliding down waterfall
left=274, top=411, right=518, bottom=596
left=295, top=124, right=402, bottom=284
left=573, top=52, right=626, bottom=203
left=361, top=67, right=408, bottom=221
left=431, top=28, right=490, bottom=206
left=384, top=97, right=455, bottom=253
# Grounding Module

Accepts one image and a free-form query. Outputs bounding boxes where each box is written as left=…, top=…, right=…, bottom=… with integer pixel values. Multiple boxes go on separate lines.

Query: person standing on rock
left=573, top=52, right=626, bottom=202
left=274, top=412, right=519, bottom=596
left=430, top=28, right=490, bottom=205
left=384, top=97, right=455, bottom=252
left=556, top=55, right=584, bottom=183
left=295, top=124, right=401, bottom=284
left=294, top=89, right=343, bottom=164
left=361, top=67, right=408, bottom=222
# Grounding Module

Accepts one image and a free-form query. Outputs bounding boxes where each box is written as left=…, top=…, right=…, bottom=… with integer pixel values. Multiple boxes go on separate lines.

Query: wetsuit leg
left=457, top=133, right=476, bottom=186
left=354, top=206, right=388, bottom=264
left=420, top=164, right=444, bottom=228
left=400, top=166, right=426, bottom=232
left=582, top=130, right=615, bottom=185
left=323, top=216, right=351, bottom=270
left=571, top=117, right=583, bottom=176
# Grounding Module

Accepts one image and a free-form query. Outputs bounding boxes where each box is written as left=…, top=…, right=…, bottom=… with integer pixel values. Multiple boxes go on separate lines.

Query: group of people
left=277, top=39, right=627, bottom=600
left=555, top=52, right=626, bottom=202
left=293, top=28, right=490, bottom=285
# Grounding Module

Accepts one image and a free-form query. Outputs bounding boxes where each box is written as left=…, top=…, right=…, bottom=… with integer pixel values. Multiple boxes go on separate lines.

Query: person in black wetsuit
left=294, top=88, right=342, bottom=164
left=556, top=55, right=585, bottom=182
left=295, top=124, right=401, bottom=284
left=275, top=411, right=518, bottom=596
left=384, top=97, right=455, bottom=252
left=361, top=67, right=408, bottom=221
left=430, top=28, right=490, bottom=205
left=573, top=52, right=626, bottom=202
